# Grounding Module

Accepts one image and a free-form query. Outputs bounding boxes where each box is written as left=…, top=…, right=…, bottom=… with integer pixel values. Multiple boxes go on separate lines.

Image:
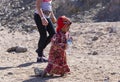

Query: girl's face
left=61, top=25, right=70, bottom=33
left=61, top=20, right=71, bottom=33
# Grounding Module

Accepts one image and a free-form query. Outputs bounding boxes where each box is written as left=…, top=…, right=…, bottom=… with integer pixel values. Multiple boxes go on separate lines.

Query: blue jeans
left=34, top=13, right=55, bottom=57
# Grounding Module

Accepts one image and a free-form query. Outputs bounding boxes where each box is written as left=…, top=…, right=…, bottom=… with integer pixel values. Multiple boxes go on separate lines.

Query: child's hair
left=56, top=16, right=72, bottom=32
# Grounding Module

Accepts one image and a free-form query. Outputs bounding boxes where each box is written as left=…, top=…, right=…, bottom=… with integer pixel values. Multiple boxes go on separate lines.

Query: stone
left=92, top=36, right=98, bottom=41
left=15, top=46, right=27, bottom=53
left=7, top=46, right=27, bottom=53
left=92, top=51, right=98, bottom=55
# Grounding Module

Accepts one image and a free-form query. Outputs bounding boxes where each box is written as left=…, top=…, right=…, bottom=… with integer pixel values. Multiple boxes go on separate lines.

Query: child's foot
left=60, top=73, right=68, bottom=78
left=60, top=74, right=64, bottom=77
left=49, top=74, right=54, bottom=77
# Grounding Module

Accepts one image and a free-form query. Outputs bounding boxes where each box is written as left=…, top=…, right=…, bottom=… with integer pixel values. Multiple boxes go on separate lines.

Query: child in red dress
left=41, top=16, right=72, bottom=77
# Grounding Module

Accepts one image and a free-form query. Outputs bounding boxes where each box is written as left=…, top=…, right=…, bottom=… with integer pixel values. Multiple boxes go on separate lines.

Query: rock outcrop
left=0, top=0, right=120, bottom=31
left=95, top=0, right=120, bottom=21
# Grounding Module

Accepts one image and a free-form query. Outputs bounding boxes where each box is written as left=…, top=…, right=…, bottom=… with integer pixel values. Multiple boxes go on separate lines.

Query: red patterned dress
left=45, top=31, right=70, bottom=75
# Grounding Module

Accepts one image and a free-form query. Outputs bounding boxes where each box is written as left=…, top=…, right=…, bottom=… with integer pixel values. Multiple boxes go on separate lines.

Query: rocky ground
left=0, top=0, right=120, bottom=82
left=0, top=22, right=120, bottom=82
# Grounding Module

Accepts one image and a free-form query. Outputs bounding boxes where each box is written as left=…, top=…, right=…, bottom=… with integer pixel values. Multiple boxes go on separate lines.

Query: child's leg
left=49, top=73, right=54, bottom=76
left=60, top=73, right=65, bottom=77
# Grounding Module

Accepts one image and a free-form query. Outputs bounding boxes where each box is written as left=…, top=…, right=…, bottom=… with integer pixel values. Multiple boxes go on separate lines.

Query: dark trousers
left=34, top=13, right=55, bottom=57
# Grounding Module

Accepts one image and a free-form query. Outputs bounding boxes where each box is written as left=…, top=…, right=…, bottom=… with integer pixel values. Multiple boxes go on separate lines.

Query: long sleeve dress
left=44, top=31, right=70, bottom=75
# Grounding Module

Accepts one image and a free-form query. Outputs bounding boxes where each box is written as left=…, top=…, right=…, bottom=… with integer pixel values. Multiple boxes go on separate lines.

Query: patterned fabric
left=45, top=31, right=70, bottom=75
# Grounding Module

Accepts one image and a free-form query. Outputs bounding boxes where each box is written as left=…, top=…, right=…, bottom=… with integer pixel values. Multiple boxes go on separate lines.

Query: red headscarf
left=56, top=16, right=71, bottom=32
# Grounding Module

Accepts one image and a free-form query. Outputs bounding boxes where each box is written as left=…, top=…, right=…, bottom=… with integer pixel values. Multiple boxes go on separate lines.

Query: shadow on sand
left=23, top=75, right=62, bottom=82
left=17, top=62, right=36, bottom=67
left=0, top=62, right=36, bottom=70
left=0, top=62, right=62, bottom=82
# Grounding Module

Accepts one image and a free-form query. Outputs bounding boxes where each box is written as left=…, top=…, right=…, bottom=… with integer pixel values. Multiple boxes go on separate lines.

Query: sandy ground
left=0, top=22, right=120, bottom=82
